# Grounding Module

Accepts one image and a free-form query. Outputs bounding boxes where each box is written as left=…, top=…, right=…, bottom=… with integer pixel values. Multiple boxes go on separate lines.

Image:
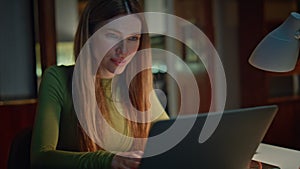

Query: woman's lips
left=110, top=58, right=127, bottom=66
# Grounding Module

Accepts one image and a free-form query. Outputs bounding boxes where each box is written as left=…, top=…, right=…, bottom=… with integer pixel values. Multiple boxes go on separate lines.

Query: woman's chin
left=113, top=67, right=126, bottom=75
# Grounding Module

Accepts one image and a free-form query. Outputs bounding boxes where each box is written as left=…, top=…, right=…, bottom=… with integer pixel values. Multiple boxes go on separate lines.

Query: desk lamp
left=249, top=12, right=300, bottom=72
left=249, top=12, right=300, bottom=169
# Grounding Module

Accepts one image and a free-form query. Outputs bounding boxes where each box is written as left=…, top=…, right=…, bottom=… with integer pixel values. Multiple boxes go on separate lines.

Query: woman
left=30, top=0, right=169, bottom=169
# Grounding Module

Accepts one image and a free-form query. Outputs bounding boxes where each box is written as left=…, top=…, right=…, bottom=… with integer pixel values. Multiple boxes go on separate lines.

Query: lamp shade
left=249, top=12, right=300, bottom=72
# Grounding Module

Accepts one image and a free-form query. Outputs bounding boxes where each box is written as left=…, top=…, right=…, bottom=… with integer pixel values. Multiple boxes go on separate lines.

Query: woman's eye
left=106, top=33, right=119, bottom=39
left=128, top=35, right=140, bottom=41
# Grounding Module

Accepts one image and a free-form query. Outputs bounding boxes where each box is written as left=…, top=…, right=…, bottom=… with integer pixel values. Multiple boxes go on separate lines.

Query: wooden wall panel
left=37, top=0, right=57, bottom=72
left=263, top=101, right=300, bottom=150
left=0, top=102, right=37, bottom=169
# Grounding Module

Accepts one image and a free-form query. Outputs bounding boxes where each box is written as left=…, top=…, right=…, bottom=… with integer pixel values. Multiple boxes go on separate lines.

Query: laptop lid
left=138, top=105, right=278, bottom=169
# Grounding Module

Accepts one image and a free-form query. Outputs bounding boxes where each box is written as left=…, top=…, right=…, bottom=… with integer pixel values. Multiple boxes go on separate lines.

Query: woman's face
left=96, top=15, right=142, bottom=79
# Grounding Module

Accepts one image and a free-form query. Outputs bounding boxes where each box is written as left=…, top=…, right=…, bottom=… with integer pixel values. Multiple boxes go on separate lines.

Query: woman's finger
left=123, top=158, right=140, bottom=169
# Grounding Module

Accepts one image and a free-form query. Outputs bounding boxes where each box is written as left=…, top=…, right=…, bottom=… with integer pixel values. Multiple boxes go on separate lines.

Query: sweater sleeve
left=30, top=66, right=115, bottom=169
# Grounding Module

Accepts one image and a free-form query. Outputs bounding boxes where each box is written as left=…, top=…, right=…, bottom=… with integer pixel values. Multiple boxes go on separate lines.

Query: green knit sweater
left=30, top=65, right=169, bottom=169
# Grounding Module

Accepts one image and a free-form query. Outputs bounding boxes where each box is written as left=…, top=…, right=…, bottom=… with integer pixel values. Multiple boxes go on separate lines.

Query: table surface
left=253, top=143, right=300, bottom=169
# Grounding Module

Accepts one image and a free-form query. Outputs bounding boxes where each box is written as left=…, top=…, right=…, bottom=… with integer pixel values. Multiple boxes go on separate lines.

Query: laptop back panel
left=139, top=105, right=278, bottom=169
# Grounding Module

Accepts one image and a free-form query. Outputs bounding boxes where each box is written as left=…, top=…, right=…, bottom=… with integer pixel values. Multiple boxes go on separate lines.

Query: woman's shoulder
left=41, top=65, right=74, bottom=90
left=43, top=65, right=74, bottom=79
left=44, top=65, right=74, bottom=74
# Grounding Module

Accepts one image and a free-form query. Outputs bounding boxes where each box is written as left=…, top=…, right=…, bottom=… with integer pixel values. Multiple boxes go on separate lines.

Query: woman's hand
left=111, top=151, right=143, bottom=169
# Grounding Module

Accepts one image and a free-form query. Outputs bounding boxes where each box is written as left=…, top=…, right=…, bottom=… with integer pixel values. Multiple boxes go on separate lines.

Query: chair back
left=7, top=128, right=32, bottom=169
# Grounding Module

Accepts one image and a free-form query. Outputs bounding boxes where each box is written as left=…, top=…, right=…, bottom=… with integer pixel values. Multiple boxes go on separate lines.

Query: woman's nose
left=115, top=41, right=128, bottom=57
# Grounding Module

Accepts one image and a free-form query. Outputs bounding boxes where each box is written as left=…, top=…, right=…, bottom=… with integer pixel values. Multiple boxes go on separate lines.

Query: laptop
left=138, top=105, right=278, bottom=169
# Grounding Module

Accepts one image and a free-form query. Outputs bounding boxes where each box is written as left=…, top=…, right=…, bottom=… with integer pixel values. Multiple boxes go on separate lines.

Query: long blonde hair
left=73, top=0, right=152, bottom=152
